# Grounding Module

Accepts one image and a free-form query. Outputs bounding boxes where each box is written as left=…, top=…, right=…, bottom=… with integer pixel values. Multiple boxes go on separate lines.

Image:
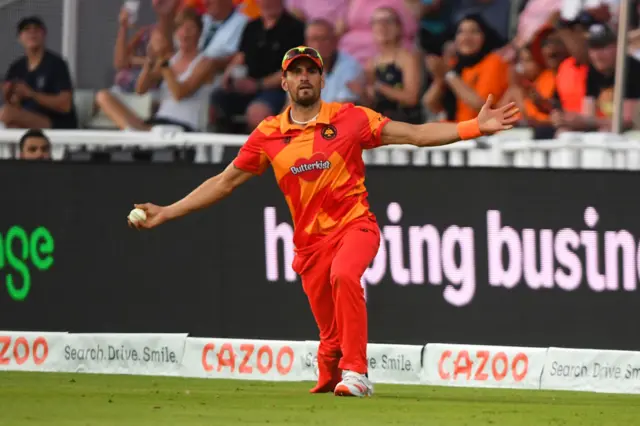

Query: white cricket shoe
left=333, top=371, right=373, bottom=397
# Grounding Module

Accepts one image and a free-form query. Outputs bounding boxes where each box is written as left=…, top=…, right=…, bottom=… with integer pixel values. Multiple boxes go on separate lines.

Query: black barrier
left=2, top=160, right=640, bottom=351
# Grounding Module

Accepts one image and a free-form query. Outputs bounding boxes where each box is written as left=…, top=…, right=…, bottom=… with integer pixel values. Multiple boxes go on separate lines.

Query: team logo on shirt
left=290, top=153, right=332, bottom=181
left=321, top=125, right=337, bottom=140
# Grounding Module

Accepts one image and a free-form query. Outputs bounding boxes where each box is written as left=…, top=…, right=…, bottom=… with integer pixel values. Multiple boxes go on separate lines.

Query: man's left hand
left=477, top=94, right=520, bottom=135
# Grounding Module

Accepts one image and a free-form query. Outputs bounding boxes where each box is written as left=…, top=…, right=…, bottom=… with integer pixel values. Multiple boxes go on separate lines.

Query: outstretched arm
left=380, top=95, right=519, bottom=147
left=129, top=163, right=255, bottom=229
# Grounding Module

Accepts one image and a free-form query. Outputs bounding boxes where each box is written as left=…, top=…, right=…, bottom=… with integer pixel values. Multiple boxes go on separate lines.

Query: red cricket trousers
left=292, top=216, right=380, bottom=386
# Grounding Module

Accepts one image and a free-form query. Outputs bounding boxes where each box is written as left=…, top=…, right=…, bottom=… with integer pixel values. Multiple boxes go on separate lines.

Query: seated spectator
left=112, top=6, right=157, bottom=95
left=347, top=7, right=422, bottom=123
left=424, top=14, right=509, bottom=123
left=0, top=16, right=77, bottom=130
left=96, top=8, right=214, bottom=132
left=19, top=128, right=51, bottom=160
left=303, top=19, right=363, bottom=103
left=285, top=0, right=349, bottom=25
left=553, top=24, right=640, bottom=132
left=499, top=27, right=568, bottom=138
left=338, top=0, right=417, bottom=67
left=212, top=0, right=305, bottom=130
left=551, top=16, right=591, bottom=118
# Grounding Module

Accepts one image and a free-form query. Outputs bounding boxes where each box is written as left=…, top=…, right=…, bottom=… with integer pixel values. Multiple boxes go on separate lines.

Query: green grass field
left=1, top=372, right=640, bottom=425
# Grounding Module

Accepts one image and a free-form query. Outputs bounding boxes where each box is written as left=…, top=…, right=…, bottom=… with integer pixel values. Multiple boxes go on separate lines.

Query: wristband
left=457, top=117, right=482, bottom=140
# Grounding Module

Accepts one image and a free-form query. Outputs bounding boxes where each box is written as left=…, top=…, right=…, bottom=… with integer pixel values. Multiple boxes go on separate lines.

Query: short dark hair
left=19, top=129, right=50, bottom=151
left=17, top=16, right=46, bottom=35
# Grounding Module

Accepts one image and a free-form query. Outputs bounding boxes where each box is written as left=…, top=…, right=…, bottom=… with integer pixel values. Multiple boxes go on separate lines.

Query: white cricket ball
left=128, top=208, right=147, bottom=224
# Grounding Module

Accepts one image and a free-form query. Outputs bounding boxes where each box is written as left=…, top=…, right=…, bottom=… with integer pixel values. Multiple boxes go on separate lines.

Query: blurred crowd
left=4, top=0, right=640, bottom=154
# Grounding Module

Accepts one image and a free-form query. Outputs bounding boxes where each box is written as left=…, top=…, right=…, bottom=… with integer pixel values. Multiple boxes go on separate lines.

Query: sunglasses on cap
left=281, top=46, right=324, bottom=73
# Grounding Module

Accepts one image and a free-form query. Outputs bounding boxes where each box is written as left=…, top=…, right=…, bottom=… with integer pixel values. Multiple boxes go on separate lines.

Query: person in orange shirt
left=498, top=28, right=568, bottom=137
left=127, top=46, right=518, bottom=397
left=424, top=14, right=509, bottom=122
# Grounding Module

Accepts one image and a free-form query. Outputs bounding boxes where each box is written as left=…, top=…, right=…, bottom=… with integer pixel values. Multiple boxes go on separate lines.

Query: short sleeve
left=356, top=106, right=391, bottom=150
left=586, top=66, right=600, bottom=98
left=54, top=58, right=74, bottom=92
left=232, top=129, right=270, bottom=175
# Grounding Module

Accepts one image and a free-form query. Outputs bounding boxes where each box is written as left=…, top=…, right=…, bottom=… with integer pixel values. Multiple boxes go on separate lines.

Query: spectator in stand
left=553, top=24, right=640, bottom=132
left=304, top=19, right=363, bottom=103
left=212, top=0, right=305, bottom=130
left=338, top=0, right=418, bottom=67
left=498, top=27, right=569, bottom=138
left=549, top=13, right=593, bottom=125
left=424, top=14, right=509, bottom=123
left=285, top=0, right=349, bottom=26
left=112, top=6, right=157, bottom=95
left=0, top=16, right=77, bottom=130
left=96, top=8, right=214, bottom=131
left=18, top=129, right=51, bottom=160
left=347, top=6, right=422, bottom=123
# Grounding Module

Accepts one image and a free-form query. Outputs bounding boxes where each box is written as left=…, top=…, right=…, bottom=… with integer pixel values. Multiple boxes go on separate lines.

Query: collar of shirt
left=280, top=100, right=332, bottom=133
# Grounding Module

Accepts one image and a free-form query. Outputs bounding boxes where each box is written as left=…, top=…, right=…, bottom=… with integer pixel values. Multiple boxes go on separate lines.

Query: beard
left=291, top=87, right=320, bottom=107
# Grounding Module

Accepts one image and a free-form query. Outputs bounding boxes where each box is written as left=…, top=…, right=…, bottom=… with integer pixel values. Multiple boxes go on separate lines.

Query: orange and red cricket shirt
left=233, top=101, right=390, bottom=253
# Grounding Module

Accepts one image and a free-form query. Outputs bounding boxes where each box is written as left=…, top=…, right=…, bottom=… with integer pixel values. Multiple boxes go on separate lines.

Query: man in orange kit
left=128, top=46, right=519, bottom=397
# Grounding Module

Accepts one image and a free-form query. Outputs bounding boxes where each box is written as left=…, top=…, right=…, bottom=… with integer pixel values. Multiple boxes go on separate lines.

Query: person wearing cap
left=280, top=18, right=362, bottom=109
left=0, top=16, right=77, bottom=130
left=555, top=23, right=640, bottom=132
left=127, top=44, right=519, bottom=398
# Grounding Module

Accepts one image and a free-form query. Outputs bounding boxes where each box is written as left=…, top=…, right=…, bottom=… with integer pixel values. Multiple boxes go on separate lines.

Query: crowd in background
left=3, top=0, right=640, bottom=155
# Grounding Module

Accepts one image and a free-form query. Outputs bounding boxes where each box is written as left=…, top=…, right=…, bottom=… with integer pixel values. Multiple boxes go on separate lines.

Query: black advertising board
left=1, top=160, right=639, bottom=351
